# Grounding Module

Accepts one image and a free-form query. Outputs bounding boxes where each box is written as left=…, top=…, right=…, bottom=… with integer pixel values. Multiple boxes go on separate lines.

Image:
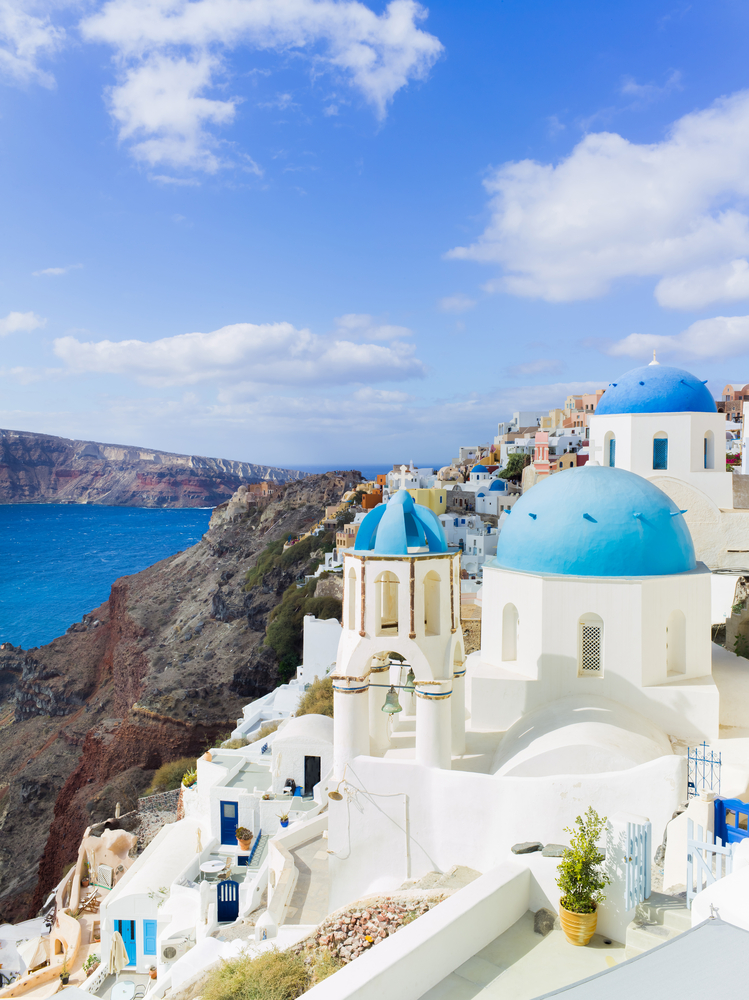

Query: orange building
left=336, top=522, right=359, bottom=549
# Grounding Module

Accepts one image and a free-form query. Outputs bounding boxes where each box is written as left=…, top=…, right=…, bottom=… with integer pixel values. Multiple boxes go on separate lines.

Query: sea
left=0, top=505, right=213, bottom=649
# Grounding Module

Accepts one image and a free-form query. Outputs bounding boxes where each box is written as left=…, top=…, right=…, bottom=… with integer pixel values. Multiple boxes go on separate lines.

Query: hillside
left=0, top=429, right=305, bottom=506
left=0, top=470, right=360, bottom=922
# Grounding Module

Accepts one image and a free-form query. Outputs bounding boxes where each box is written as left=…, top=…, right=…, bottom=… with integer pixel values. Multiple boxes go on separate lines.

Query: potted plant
left=149, top=966, right=158, bottom=981
left=83, top=954, right=100, bottom=977
left=60, top=958, right=70, bottom=985
left=556, top=807, right=610, bottom=946
left=235, top=826, right=252, bottom=850
left=80, top=861, right=90, bottom=888
left=278, top=811, right=290, bottom=829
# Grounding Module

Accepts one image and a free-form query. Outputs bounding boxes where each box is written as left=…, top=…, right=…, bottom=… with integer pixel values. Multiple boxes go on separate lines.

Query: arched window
left=604, top=431, right=616, bottom=468
left=578, top=613, right=603, bottom=676
left=666, top=609, right=686, bottom=675
left=502, top=603, right=519, bottom=661
left=704, top=431, right=715, bottom=470
left=653, top=432, right=668, bottom=470
left=424, top=571, right=441, bottom=636
left=347, top=567, right=357, bottom=631
left=375, top=571, right=399, bottom=636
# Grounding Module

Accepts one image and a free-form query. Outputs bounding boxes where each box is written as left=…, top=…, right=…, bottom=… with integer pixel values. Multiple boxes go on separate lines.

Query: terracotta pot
left=559, top=902, right=597, bottom=946
left=237, top=838, right=252, bottom=851
left=149, top=970, right=158, bottom=980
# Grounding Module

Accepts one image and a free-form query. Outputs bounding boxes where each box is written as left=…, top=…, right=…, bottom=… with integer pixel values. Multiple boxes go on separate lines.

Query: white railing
left=79, top=964, right=108, bottom=995
left=686, top=819, right=735, bottom=908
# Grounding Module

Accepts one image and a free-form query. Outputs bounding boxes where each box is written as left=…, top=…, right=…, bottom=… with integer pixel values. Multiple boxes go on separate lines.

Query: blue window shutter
left=143, top=920, right=157, bottom=956
left=653, top=438, right=668, bottom=470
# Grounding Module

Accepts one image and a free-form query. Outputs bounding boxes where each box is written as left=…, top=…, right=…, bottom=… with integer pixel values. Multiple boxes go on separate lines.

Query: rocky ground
left=0, top=471, right=360, bottom=922
left=0, top=428, right=305, bottom=506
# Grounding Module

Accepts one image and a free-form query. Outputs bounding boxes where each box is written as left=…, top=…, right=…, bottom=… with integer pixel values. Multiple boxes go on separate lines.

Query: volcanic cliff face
left=0, top=429, right=305, bottom=506
left=0, top=471, right=360, bottom=922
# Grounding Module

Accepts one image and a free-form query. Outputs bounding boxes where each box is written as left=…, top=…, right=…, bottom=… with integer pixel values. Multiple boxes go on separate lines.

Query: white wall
left=299, top=615, right=341, bottom=684
left=472, top=563, right=719, bottom=741
left=326, top=754, right=684, bottom=926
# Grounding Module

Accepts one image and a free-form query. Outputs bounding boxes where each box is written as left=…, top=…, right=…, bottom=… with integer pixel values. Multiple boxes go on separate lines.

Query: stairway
left=246, top=834, right=269, bottom=873
left=624, top=891, right=691, bottom=959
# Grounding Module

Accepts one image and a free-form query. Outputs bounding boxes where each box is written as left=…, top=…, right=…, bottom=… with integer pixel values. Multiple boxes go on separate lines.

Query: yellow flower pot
left=559, top=902, right=597, bottom=946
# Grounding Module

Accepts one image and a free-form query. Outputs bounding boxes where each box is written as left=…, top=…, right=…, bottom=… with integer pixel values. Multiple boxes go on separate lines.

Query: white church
left=326, top=361, right=749, bottom=932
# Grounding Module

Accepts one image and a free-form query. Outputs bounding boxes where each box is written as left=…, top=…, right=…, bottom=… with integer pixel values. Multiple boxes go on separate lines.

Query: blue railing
left=247, top=828, right=263, bottom=866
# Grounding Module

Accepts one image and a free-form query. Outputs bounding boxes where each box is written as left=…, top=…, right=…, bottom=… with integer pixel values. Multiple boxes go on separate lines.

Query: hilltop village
left=2, top=358, right=749, bottom=999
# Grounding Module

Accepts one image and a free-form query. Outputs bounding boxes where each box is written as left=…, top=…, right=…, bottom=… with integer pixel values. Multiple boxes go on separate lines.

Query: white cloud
left=448, top=90, right=749, bottom=306
left=323, top=103, right=338, bottom=116
left=506, top=358, right=563, bottom=378
left=32, top=263, right=83, bottom=276
left=655, top=259, right=749, bottom=309
left=333, top=313, right=412, bottom=340
left=620, top=69, right=682, bottom=104
left=438, top=293, right=476, bottom=313
left=0, top=0, right=65, bottom=87
left=81, top=0, right=443, bottom=171
left=0, top=310, right=46, bottom=335
left=610, top=315, right=749, bottom=362
left=53, top=319, right=425, bottom=387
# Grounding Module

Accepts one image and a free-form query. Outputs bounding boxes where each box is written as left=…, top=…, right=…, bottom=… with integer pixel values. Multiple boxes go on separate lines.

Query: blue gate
left=114, top=920, right=136, bottom=966
left=220, top=801, right=239, bottom=845
left=217, top=879, right=239, bottom=923
left=715, top=797, right=749, bottom=845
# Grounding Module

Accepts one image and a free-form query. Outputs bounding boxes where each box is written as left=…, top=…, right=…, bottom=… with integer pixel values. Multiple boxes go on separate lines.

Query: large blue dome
left=354, top=490, right=448, bottom=555
left=596, top=363, right=716, bottom=415
left=493, top=465, right=696, bottom=577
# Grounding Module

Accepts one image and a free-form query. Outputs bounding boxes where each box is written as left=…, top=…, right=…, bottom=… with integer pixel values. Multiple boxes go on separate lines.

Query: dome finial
left=649, top=350, right=660, bottom=366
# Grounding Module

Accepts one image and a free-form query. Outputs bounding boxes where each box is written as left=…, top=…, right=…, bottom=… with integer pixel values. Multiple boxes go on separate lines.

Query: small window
left=653, top=434, right=668, bottom=470
left=502, top=603, right=519, bottom=661
left=704, top=431, right=715, bottom=470
left=578, top=614, right=603, bottom=676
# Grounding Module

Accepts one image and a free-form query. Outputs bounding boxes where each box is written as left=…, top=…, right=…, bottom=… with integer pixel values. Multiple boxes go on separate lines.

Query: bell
left=404, top=668, right=416, bottom=694
left=381, top=686, right=402, bottom=714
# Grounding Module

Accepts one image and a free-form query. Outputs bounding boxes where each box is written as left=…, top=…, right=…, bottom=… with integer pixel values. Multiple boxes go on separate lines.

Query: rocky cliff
left=0, top=471, right=360, bottom=922
left=0, top=429, right=305, bottom=506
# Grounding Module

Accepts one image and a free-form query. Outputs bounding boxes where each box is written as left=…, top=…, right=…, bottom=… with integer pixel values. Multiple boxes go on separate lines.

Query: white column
left=415, top=681, right=452, bottom=770
left=368, top=655, right=391, bottom=751
left=333, top=677, right=370, bottom=777
left=451, top=666, right=466, bottom=756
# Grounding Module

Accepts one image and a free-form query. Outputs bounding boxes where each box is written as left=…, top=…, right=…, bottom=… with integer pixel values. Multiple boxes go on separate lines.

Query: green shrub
left=145, top=757, right=197, bottom=795
left=202, top=947, right=309, bottom=1000
left=296, top=677, right=334, bottom=718
left=182, top=767, right=197, bottom=788
left=245, top=533, right=336, bottom=590
left=556, top=807, right=610, bottom=914
left=265, top=581, right=341, bottom=681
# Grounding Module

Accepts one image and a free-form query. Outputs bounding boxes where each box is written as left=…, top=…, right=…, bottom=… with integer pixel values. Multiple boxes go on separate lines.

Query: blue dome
left=489, top=479, right=508, bottom=492
left=354, top=489, right=448, bottom=555
left=476, top=491, right=486, bottom=497
left=471, top=463, right=488, bottom=474
left=596, top=363, right=716, bottom=415
left=494, top=465, right=695, bottom=577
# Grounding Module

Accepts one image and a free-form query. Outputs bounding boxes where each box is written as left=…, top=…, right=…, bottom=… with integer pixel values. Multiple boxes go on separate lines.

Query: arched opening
left=578, top=613, right=603, bottom=676
left=605, top=431, right=616, bottom=468
left=502, top=603, right=519, bottom=661
left=54, top=940, right=64, bottom=956
left=375, top=571, right=399, bottom=636
left=424, top=571, right=441, bottom=636
left=704, top=430, right=715, bottom=470
left=653, top=432, right=668, bottom=470
left=346, top=567, right=357, bottom=631
left=666, top=609, right=687, bottom=675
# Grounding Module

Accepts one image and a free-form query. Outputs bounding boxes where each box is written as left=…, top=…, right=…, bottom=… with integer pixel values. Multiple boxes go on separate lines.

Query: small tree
left=556, top=807, right=610, bottom=914
left=499, top=453, right=528, bottom=481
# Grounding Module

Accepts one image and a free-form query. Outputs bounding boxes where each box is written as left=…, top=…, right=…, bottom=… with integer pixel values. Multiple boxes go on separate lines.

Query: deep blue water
left=0, top=505, right=213, bottom=649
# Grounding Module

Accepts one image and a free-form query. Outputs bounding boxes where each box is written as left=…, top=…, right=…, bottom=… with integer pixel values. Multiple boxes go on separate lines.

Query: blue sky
left=2, top=0, right=749, bottom=467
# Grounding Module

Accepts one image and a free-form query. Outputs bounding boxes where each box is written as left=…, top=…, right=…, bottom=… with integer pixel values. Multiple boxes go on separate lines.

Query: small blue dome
left=471, top=463, right=488, bottom=474
left=494, top=465, right=695, bottom=577
left=596, top=364, right=716, bottom=415
left=476, top=491, right=486, bottom=497
left=354, top=489, right=448, bottom=555
left=489, top=479, right=508, bottom=492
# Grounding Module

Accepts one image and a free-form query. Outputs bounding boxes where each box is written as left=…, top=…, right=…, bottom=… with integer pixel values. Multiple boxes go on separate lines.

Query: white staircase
left=624, top=891, right=691, bottom=959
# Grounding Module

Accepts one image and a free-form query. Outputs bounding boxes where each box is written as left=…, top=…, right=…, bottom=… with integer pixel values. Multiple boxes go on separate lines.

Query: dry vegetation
left=202, top=946, right=341, bottom=1000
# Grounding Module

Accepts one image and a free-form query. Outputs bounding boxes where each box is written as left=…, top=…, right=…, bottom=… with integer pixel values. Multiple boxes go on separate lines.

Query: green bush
left=498, top=454, right=528, bottom=480
left=201, top=946, right=341, bottom=1000
left=265, top=581, right=341, bottom=681
left=556, top=807, right=610, bottom=914
left=296, top=677, right=334, bottom=718
left=245, top=532, right=336, bottom=590
left=145, top=757, right=197, bottom=795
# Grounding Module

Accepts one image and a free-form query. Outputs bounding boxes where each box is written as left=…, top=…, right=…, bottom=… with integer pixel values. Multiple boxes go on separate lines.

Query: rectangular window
left=579, top=624, right=602, bottom=674
left=608, top=438, right=616, bottom=467
left=653, top=438, right=668, bottom=470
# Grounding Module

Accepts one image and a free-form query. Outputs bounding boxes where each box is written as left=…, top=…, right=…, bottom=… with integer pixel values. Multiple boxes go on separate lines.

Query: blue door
left=715, top=797, right=749, bottom=844
left=217, top=879, right=239, bottom=923
left=220, top=801, right=239, bottom=845
left=115, top=920, right=136, bottom=966
left=143, top=920, right=157, bottom=957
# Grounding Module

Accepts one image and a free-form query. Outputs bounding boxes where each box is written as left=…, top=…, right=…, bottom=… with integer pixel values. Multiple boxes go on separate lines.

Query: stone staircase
left=624, top=891, right=691, bottom=959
